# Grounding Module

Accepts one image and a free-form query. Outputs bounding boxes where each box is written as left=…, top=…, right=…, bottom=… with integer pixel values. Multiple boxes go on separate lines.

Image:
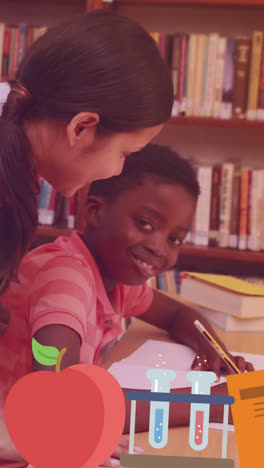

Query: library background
left=3, top=0, right=264, bottom=331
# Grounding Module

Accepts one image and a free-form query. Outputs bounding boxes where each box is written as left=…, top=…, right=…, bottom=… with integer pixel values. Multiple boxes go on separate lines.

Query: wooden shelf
left=178, top=245, right=264, bottom=276
left=168, top=116, right=264, bottom=129
left=115, top=0, right=264, bottom=6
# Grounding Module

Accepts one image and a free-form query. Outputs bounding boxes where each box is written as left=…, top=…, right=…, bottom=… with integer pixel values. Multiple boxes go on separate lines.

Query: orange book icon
left=227, top=370, right=264, bottom=468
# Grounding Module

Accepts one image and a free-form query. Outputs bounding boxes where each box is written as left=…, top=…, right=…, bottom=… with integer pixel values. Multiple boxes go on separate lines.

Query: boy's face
left=85, top=177, right=196, bottom=288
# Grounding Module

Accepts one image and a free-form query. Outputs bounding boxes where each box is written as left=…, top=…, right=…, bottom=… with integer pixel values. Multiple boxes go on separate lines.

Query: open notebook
left=108, top=339, right=264, bottom=432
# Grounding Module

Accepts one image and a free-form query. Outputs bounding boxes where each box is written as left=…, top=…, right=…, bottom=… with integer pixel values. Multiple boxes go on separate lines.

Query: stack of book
left=185, top=163, right=264, bottom=251
left=151, top=30, right=264, bottom=121
left=180, top=272, right=264, bottom=332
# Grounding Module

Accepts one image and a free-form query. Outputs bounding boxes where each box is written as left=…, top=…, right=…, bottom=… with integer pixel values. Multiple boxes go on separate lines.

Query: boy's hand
left=191, top=347, right=255, bottom=380
left=101, top=436, right=144, bottom=467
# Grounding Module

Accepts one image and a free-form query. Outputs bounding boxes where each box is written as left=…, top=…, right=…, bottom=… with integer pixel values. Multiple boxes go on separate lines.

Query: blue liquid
left=154, top=408, right=164, bottom=443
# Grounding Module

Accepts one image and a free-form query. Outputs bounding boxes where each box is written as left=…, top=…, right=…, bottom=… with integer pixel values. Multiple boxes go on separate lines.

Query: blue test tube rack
left=120, top=391, right=235, bottom=468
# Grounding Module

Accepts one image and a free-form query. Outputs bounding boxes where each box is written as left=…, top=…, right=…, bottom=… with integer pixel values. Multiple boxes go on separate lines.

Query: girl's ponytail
left=0, top=83, right=38, bottom=293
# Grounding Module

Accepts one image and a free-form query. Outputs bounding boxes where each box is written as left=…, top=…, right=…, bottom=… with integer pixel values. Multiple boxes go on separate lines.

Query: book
left=196, top=304, right=264, bottom=332
left=208, top=164, right=221, bottom=247
left=192, top=34, right=206, bottom=116
left=218, top=162, right=234, bottom=248
left=202, top=33, right=219, bottom=117
left=171, top=34, right=181, bottom=116
left=247, top=31, right=263, bottom=120
left=257, top=34, right=264, bottom=120
left=186, top=34, right=197, bottom=116
left=182, top=36, right=189, bottom=115
left=248, top=169, right=263, bottom=251
left=238, top=168, right=251, bottom=250
left=220, top=37, right=236, bottom=119
left=193, top=166, right=212, bottom=246
left=228, top=170, right=240, bottom=249
left=212, top=37, right=227, bottom=118
left=178, top=34, right=188, bottom=115
left=232, top=36, right=251, bottom=119
left=199, top=35, right=209, bottom=117
left=180, top=272, right=264, bottom=318
left=2, top=26, right=11, bottom=82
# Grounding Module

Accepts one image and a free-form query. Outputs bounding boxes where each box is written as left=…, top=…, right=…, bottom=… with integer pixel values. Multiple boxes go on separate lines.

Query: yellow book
left=247, top=31, right=263, bottom=120
left=192, top=34, right=206, bottom=116
left=185, top=272, right=264, bottom=296
left=180, top=272, right=264, bottom=319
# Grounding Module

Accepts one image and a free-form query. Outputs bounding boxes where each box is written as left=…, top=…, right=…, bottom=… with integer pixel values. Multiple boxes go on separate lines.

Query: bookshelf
left=114, top=0, right=264, bottom=6
left=4, top=0, right=263, bottom=277
left=111, top=0, right=264, bottom=277
left=178, top=245, right=264, bottom=275
left=169, top=116, right=264, bottom=129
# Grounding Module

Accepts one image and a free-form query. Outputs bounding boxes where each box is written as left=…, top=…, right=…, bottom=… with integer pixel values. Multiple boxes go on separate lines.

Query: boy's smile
left=83, top=176, right=196, bottom=292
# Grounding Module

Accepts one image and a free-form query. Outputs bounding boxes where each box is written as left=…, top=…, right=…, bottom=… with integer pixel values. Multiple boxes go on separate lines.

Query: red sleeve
left=121, top=282, right=154, bottom=318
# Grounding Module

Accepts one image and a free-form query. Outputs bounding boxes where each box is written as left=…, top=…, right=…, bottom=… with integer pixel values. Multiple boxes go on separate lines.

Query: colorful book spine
left=220, top=37, right=236, bottom=119
left=192, top=34, right=206, bottom=116
left=17, top=24, right=27, bottom=67
left=229, top=171, right=241, bottom=249
left=2, top=26, right=11, bottom=82
left=200, top=36, right=210, bottom=117
left=182, top=36, right=189, bottom=115
left=209, top=164, right=222, bottom=247
left=68, top=195, right=76, bottom=229
left=171, top=34, right=181, bottom=117
left=232, top=36, right=251, bottom=119
left=212, top=37, right=227, bottom=118
left=194, top=166, right=212, bottom=246
left=178, top=34, right=188, bottom=115
left=257, top=35, right=264, bottom=121
left=247, top=31, right=263, bottom=120
left=186, top=34, right=197, bottom=117
left=238, top=168, right=251, bottom=250
left=202, top=33, right=219, bottom=117
left=218, top=162, right=234, bottom=248
left=248, top=169, right=263, bottom=251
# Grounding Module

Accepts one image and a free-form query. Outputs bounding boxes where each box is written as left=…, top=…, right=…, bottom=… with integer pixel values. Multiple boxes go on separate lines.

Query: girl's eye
left=169, top=236, right=183, bottom=246
left=136, top=219, right=154, bottom=232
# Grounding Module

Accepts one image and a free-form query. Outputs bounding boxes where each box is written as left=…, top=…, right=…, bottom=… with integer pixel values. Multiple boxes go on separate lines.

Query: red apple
left=5, top=364, right=125, bottom=468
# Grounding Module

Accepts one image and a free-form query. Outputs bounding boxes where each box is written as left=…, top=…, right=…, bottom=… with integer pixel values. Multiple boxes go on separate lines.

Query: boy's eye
left=169, top=236, right=183, bottom=246
left=136, top=219, right=154, bottom=232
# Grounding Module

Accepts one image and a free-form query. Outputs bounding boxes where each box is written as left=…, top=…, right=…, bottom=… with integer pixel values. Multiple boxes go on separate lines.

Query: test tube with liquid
left=187, top=370, right=216, bottom=451
left=146, top=369, right=176, bottom=449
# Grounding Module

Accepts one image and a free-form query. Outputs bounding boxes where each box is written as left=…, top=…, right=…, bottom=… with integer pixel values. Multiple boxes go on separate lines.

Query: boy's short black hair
left=89, top=144, right=200, bottom=200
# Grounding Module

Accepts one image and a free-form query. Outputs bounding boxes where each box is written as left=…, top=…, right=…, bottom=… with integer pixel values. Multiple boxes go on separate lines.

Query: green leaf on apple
left=32, top=338, right=60, bottom=366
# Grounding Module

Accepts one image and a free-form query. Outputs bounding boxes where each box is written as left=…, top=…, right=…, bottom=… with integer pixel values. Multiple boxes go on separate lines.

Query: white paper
left=108, top=339, right=264, bottom=432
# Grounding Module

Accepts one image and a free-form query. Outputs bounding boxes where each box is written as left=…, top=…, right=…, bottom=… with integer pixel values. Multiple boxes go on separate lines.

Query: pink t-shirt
left=0, top=231, right=153, bottom=424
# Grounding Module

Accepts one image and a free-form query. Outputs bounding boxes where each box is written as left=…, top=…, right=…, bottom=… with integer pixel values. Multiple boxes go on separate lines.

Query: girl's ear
left=84, top=195, right=106, bottom=229
left=66, top=112, right=100, bottom=148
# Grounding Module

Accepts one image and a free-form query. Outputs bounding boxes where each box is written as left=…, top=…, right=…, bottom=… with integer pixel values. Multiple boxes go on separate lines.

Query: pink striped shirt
left=0, top=231, right=153, bottom=422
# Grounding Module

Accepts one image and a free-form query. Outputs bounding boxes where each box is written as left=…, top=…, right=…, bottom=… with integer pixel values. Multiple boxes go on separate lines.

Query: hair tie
left=11, top=83, right=32, bottom=101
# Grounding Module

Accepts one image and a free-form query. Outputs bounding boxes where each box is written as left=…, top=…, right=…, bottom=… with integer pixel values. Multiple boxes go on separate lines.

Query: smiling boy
left=0, top=144, right=254, bottom=467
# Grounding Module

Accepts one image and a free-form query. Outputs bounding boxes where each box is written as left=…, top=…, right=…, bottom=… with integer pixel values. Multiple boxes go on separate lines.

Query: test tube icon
left=146, top=369, right=176, bottom=449
left=187, top=370, right=217, bottom=451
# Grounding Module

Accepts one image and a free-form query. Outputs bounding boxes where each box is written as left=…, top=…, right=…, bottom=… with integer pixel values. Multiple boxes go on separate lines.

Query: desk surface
left=102, top=318, right=264, bottom=468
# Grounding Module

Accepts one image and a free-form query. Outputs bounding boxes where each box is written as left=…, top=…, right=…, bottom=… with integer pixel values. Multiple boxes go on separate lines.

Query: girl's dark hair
left=0, top=10, right=173, bottom=295
left=89, top=144, right=200, bottom=200
left=17, top=10, right=173, bottom=130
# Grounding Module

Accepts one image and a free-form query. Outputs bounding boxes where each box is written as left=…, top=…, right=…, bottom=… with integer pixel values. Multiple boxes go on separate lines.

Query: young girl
left=0, top=9, right=172, bottom=311
left=0, top=144, right=254, bottom=467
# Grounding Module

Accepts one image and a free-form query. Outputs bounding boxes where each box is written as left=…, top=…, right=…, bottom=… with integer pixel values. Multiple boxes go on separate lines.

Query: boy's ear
left=85, top=195, right=106, bottom=228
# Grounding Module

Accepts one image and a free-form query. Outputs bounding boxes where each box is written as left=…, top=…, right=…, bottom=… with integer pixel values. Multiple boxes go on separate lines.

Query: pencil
left=194, top=319, right=241, bottom=374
